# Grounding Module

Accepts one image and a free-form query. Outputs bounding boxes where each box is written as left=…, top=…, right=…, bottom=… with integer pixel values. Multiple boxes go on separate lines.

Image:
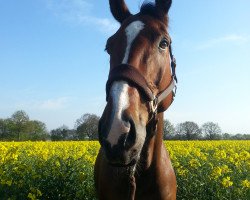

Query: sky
left=0, top=0, right=250, bottom=134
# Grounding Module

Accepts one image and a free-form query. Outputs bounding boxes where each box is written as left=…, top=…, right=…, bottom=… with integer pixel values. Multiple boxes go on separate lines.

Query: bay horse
left=94, top=0, right=177, bottom=199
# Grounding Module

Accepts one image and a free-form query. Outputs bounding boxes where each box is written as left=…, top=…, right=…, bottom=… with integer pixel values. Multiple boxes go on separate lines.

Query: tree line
left=0, top=111, right=99, bottom=141
left=0, top=110, right=249, bottom=141
left=0, top=110, right=48, bottom=141
left=163, top=120, right=250, bottom=140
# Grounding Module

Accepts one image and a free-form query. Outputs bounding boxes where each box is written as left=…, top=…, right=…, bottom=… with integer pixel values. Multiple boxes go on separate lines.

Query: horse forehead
left=121, top=18, right=166, bottom=48
left=121, top=20, right=145, bottom=64
left=124, top=20, right=145, bottom=34
left=122, top=19, right=162, bottom=38
left=123, top=16, right=166, bottom=32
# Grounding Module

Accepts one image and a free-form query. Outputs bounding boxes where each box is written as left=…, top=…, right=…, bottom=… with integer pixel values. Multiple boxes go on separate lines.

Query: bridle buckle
left=150, top=97, right=158, bottom=115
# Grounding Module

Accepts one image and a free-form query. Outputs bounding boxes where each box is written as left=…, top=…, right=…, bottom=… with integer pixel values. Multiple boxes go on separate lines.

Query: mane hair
left=140, top=1, right=169, bottom=23
left=140, top=1, right=157, bottom=17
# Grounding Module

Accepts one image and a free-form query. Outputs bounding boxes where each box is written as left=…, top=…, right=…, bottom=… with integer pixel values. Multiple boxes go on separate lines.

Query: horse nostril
left=121, top=120, right=131, bottom=134
left=122, top=112, right=131, bottom=129
left=124, top=119, right=136, bottom=149
left=121, top=112, right=136, bottom=149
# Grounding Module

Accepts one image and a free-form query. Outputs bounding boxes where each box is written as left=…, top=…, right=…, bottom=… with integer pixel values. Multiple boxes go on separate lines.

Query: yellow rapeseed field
left=0, top=141, right=249, bottom=200
left=166, top=141, right=250, bottom=199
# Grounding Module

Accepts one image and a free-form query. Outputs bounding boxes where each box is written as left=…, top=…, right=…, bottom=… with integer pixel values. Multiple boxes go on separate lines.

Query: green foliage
left=0, top=111, right=49, bottom=141
left=175, top=121, right=201, bottom=140
left=50, top=126, right=71, bottom=141
left=163, top=119, right=175, bottom=139
left=201, top=122, right=222, bottom=140
left=75, top=114, right=99, bottom=140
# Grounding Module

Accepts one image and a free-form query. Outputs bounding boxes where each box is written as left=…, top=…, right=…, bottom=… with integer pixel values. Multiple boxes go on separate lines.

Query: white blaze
left=107, top=21, right=145, bottom=147
left=107, top=81, right=130, bottom=147
left=122, top=21, right=145, bottom=64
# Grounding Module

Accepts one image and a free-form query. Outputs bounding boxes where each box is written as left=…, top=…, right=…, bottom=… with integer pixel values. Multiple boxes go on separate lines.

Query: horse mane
left=140, top=1, right=157, bottom=16
left=140, top=1, right=169, bottom=23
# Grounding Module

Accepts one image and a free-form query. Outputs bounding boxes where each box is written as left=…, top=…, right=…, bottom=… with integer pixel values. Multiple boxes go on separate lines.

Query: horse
left=94, top=0, right=177, bottom=199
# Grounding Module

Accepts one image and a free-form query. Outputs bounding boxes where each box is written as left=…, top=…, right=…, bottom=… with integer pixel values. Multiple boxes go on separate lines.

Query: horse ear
left=155, top=0, right=172, bottom=18
left=109, top=0, right=132, bottom=23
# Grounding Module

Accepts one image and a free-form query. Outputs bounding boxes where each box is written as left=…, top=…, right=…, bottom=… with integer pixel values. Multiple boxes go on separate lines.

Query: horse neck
left=140, top=112, right=164, bottom=169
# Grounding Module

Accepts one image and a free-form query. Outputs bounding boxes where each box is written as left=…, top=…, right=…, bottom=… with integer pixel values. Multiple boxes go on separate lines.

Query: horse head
left=98, top=0, right=176, bottom=167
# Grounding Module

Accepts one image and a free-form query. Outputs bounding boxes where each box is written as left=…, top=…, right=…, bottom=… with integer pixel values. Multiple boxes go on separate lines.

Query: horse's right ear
left=156, top=0, right=172, bottom=19
left=109, top=0, right=132, bottom=24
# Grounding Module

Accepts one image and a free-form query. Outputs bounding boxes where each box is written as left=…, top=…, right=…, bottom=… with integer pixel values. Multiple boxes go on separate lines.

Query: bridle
left=106, top=41, right=177, bottom=120
left=106, top=41, right=177, bottom=121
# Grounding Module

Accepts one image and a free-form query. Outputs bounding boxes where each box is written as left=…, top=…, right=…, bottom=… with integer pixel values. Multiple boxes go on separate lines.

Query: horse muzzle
left=98, top=111, right=143, bottom=167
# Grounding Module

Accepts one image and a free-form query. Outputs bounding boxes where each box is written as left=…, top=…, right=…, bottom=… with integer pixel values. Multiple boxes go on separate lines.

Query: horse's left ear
left=155, top=0, right=172, bottom=18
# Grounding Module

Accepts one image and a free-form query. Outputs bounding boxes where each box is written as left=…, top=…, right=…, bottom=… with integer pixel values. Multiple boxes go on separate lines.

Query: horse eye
left=159, top=38, right=169, bottom=50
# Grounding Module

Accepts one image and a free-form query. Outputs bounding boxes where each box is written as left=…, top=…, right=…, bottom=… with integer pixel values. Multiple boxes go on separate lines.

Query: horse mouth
left=108, top=158, right=137, bottom=168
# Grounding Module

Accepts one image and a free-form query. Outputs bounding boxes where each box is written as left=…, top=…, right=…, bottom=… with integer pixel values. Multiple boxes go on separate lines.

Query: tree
left=201, top=122, right=222, bottom=140
left=25, top=120, right=49, bottom=141
left=163, top=119, right=175, bottom=140
left=175, top=121, right=201, bottom=140
left=0, top=111, right=50, bottom=141
left=0, top=119, right=6, bottom=139
left=50, top=125, right=70, bottom=141
left=75, top=114, right=100, bottom=140
left=231, top=133, right=250, bottom=140
left=1, top=117, right=24, bottom=141
left=222, top=133, right=231, bottom=140
left=11, top=110, right=29, bottom=140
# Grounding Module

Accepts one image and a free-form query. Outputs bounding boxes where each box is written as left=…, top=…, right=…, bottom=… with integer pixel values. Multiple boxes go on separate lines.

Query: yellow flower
left=6, top=180, right=12, bottom=186
left=221, top=165, right=232, bottom=174
left=221, top=176, right=233, bottom=188
left=28, top=193, right=36, bottom=200
left=189, top=159, right=201, bottom=169
left=200, top=154, right=207, bottom=161
left=211, top=167, right=222, bottom=179
left=36, top=189, right=42, bottom=197
left=1, top=180, right=12, bottom=186
left=173, top=161, right=180, bottom=168
left=241, top=179, right=250, bottom=188
left=214, top=150, right=227, bottom=159
left=1, top=140, right=250, bottom=199
left=177, top=167, right=188, bottom=177
left=239, top=151, right=250, bottom=161
left=55, top=160, right=61, bottom=167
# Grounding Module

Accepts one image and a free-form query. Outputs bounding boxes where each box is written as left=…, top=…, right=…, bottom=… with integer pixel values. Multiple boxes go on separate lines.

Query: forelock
left=139, top=1, right=169, bottom=24
left=140, top=2, right=157, bottom=17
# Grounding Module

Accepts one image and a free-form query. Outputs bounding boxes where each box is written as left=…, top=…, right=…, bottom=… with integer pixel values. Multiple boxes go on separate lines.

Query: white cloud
left=46, top=0, right=118, bottom=34
left=39, top=97, right=70, bottom=110
left=196, top=34, right=249, bottom=50
left=46, top=0, right=92, bottom=14
left=16, top=97, right=72, bottom=111
left=79, top=16, right=119, bottom=34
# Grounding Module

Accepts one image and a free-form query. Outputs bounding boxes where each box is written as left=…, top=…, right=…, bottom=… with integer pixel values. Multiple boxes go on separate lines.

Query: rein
left=106, top=43, right=177, bottom=118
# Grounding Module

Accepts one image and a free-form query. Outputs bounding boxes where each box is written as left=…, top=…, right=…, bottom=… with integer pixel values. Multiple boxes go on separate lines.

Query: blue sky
left=1, top=0, right=250, bottom=134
